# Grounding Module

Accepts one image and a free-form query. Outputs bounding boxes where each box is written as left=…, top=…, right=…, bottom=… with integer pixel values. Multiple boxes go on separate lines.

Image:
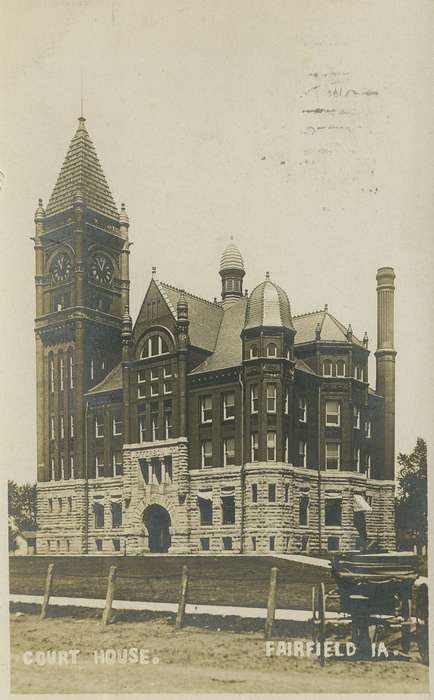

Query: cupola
left=219, top=238, right=245, bottom=308
left=244, top=273, right=294, bottom=331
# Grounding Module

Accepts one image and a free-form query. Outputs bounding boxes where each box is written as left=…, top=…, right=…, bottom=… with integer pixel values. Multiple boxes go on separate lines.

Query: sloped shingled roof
left=46, top=117, right=119, bottom=219
left=86, top=363, right=122, bottom=396
left=293, top=309, right=364, bottom=347
left=245, top=278, right=294, bottom=330
left=191, top=297, right=248, bottom=374
left=156, top=281, right=223, bottom=353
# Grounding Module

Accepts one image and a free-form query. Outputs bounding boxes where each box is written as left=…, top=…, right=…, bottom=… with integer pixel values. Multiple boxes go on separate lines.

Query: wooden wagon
left=311, top=552, right=429, bottom=665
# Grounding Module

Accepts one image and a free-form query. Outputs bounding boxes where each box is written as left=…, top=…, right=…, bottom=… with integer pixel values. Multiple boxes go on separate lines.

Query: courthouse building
left=34, top=116, right=397, bottom=555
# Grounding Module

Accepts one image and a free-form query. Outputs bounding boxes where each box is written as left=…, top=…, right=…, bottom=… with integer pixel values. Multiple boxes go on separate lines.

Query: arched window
left=140, top=334, right=170, bottom=359
left=267, top=343, right=277, bottom=358
left=249, top=344, right=258, bottom=359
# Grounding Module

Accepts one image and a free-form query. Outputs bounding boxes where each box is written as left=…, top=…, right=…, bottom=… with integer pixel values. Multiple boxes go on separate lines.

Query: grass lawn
left=10, top=555, right=334, bottom=610
left=9, top=610, right=429, bottom=694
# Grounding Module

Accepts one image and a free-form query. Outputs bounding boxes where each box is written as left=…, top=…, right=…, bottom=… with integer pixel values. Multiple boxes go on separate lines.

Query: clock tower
left=34, top=115, right=130, bottom=489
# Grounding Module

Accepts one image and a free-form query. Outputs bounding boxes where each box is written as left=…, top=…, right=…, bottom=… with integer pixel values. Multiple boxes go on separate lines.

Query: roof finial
left=80, top=69, right=84, bottom=118
left=151, top=266, right=157, bottom=277
left=324, top=303, right=328, bottom=312
left=315, top=322, right=321, bottom=341
left=265, top=271, right=270, bottom=280
left=363, top=331, right=369, bottom=348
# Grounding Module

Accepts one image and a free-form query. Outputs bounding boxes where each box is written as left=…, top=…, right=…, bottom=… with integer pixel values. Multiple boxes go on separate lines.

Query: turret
left=219, top=238, right=245, bottom=308
left=375, top=267, right=396, bottom=479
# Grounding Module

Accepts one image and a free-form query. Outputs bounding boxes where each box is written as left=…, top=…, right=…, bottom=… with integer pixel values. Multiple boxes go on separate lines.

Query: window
left=222, top=495, right=235, bottom=524
left=151, top=410, right=159, bottom=441
left=327, top=536, right=340, bottom=551
left=268, top=483, right=276, bottom=502
left=200, top=537, right=210, bottom=551
left=326, top=400, right=340, bottom=426
left=323, top=359, right=332, bottom=377
left=95, top=455, right=104, bottom=478
left=50, top=416, right=55, bottom=441
left=60, top=456, right=65, bottom=480
left=164, top=401, right=173, bottom=439
left=70, top=454, right=75, bottom=478
left=113, top=412, right=122, bottom=436
left=95, top=415, right=104, bottom=438
left=113, top=538, right=121, bottom=552
left=325, top=495, right=342, bottom=526
left=223, top=437, right=235, bottom=466
left=49, top=357, right=54, bottom=393
left=90, top=358, right=94, bottom=381
left=223, top=537, right=233, bottom=551
left=111, top=498, right=122, bottom=528
left=69, top=355, right=74, bottom=389
left=267, top=343, right=277, bottom=358
left=353, top=406, right=360, bottom=429
left=198, top=495, right=213, bottom=525
left=249, top=344, right=258, bottom=359
left=284, top=388, right=289, bottom=414
left=93, top=497, right=104, bottom=528
left=284, top=484, right=289, bottom=503
left=365, top=419, right=371, bottom=438
left=48, top=498, right=53, bottom=513
left=251, top=432, right=259, bottom=462
left=366, top=454, right=371, bottom=478
left=298, top=397, right=307, bottom=422
left=140, top=334, right=169, bottom=358
left=284, top=435, right=289, bottom=462
left=251, top=536, right=257, bottom=551
left=112, top=451, right=123, bottom=476
left=269, top=536, right=275, bottom=551
left=164, top=365, right=172, bottom=378
left=163, top=380, right=172, bottom=395
left=354, top=447, right=360, bottom=471
left=326, top=442, right=340, bottom=470
left=336, top=360, right=346, bottom=377
left=200, top=396, right=212, bottom=423
left=66, top=539, right=70, bottom=553
left=67, top=496, right=72, bottom=513
left=139, top=458, right=149, bottom=484
left=150, top=371, right=159, bottom=396
left=70, top=414, right=74, bottom=438
left=251, top=483, right=258, bottom=503
left=137, top=369, right=146, bottom=398
left=299, top=440, right=307, bottom=467
left=267, top=431, right=276, bottom=461
left=139, top=415, right=146, bottom=443
left=59, top=356, right=64, bottom=391
left=266, top=384, right=277, bottom=413
left=164, top=456, right=173, bottom=482
left=299, top=492, right=309, bottom=526
left=59, top=416, right=64, bottom=440
left=250, top=384, right=259, bottom=414
left=96, top=539, right=103, bottom=552
left=223, top=392, right=235, bottom=420
left=201, top=440, right=213, bottom=467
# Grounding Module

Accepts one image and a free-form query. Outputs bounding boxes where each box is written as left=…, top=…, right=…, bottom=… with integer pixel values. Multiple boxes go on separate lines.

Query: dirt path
left=10, top=613, right=429, bottom=694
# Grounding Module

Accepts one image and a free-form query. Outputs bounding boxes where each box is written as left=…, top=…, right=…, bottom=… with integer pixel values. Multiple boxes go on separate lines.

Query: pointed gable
left=293, top=308, right=364, bottom=347
left=46, top=117, right=119, bottom=220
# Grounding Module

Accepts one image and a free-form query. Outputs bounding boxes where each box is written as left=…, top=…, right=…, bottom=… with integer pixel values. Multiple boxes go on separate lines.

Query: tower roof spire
left=45, top=117, right=119, bottom=220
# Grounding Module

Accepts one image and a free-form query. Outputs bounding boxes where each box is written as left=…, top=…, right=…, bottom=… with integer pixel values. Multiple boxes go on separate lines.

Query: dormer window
left=267, top=343, right=277, bottom=358
left=249, top=345, right=258, bottom=359
left=140, top=334, right=169, bottom=359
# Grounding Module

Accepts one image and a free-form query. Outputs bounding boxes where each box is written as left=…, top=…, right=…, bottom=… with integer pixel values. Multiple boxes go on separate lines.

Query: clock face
left=51, top=253, right=72, bottom=284
left=90, top=253, right=114, bottom=286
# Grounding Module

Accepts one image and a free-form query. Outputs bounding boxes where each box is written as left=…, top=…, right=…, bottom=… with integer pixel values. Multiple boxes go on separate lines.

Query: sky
left=0, top=0, right=433, bottom=483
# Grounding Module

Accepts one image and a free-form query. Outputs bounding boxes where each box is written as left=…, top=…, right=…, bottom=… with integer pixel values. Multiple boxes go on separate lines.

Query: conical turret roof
left=46, top=117, right=119, bottom=220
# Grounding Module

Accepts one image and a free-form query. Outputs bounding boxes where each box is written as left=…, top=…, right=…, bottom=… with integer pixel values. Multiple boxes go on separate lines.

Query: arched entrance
left=144, top=504, right=171, bottom=553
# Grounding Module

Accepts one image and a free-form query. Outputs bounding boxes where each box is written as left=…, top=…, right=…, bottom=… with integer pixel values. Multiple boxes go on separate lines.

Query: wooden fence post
left=175, top=565, right=189, bottom=630
left=40, top=563, right=55, bottom=620
left=264, top=566, right=278, bottom=640
left=102, top=566, right=117, bottom=626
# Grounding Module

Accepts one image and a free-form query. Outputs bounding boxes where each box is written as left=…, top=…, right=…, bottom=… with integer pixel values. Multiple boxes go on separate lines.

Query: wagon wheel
left=416, top=584, right=429, bottom=665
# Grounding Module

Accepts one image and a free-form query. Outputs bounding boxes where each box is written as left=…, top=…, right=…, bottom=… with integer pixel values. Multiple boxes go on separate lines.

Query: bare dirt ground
left=10, top=611, right=429, bottom=694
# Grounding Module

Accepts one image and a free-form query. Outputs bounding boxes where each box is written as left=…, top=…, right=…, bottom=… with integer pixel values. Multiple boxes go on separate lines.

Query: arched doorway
left=144, top=505, right=171, bottom=553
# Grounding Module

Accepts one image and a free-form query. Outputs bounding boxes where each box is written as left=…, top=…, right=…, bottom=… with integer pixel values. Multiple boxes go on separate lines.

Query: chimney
left=375, top=267, right=396, bottom=480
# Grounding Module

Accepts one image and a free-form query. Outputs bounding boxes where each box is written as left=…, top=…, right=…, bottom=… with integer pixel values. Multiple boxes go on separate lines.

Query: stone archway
left=143, top=504, right=171, bottom=553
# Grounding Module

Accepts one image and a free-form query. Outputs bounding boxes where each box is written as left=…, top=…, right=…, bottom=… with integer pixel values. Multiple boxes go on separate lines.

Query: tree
left=395, top=438, right=427, bottom=550
left=8, top=481, right=37, bottom=532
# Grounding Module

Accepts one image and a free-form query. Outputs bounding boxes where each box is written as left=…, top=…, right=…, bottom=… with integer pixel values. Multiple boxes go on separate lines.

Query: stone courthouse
left=34, top=117, right=397, bottom=555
